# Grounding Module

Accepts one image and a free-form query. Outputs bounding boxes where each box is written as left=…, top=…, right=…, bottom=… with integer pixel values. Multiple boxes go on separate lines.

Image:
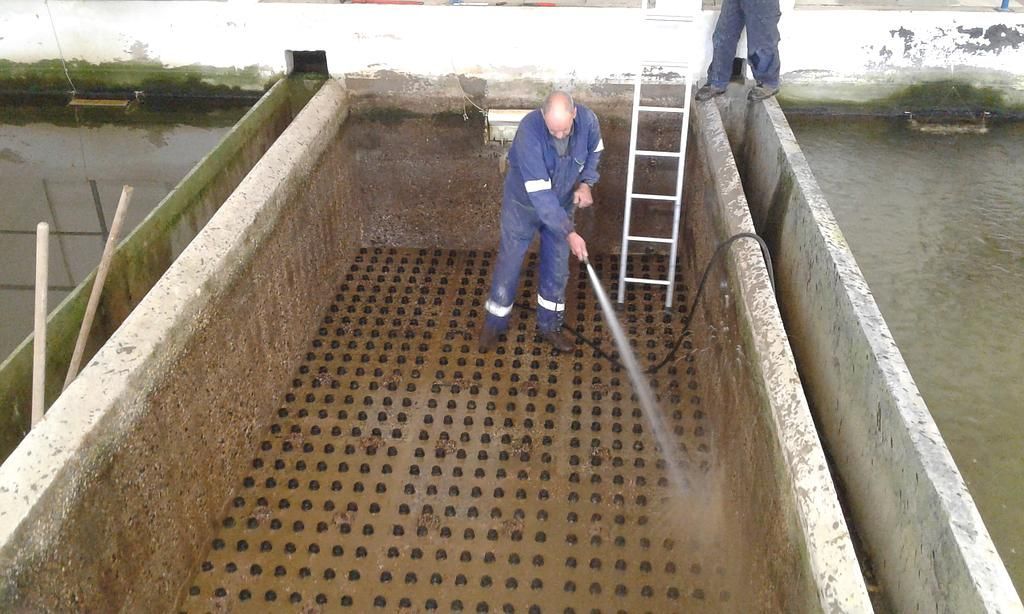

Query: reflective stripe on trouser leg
left=483, top=300, right=514, bottom=334
left=485, top=196, right=536, bottom=333
left=536, top=222, right=570, bottom=333
left=485, top=300, right=514, bottom=317
left=537, top=294, right=565, bottom=312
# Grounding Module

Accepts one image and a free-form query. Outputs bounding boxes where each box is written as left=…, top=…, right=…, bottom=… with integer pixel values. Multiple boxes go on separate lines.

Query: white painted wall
left=780, top=10, right=1024, bottom=99
left=4, top=2, right=707, bottom=83
left=1, top=1, right=1023, bottom=99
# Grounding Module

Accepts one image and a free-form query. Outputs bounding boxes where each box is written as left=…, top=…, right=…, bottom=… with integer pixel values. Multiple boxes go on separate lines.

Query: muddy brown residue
left=333, top=510, right=356, bottom=527
left=285, top=430, right=305, bottom=448
left=434, top=436, right=457, bottom=455
left=210, top=594, right=231, bottom=613
left=444, top=329, right=472, bottom=341
left=433, top=378, right=470, bottom=390
left=499, top=517, right=524, bottom=538
left=516, top=379, right=539, bottom=394
left=587, top=523, right=610, bottom=541
left=509, top=437, right=532, bottom=456
left=417, top=511, right=441, bottom=532
left=299, top=601, right=323, bottom=614
left=358, top=434, right=384, bottom=452
left=249, top=505, right=272, bottom=526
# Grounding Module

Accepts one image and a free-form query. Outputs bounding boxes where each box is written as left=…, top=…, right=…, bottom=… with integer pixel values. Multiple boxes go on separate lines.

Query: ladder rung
left=635, top=150, right=682, bottom=158
left=627, top=236, right=674, bottom=244
left=624, top=277, right=672, bottom=286
left=68, top=97, right=131, bottom=109
left=630, top=192, right=678, bottom=201
left=637, top=105, right=686, bottom=113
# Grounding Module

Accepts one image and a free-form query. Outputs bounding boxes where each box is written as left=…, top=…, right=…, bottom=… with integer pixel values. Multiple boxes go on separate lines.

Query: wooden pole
left=32, top=222, right=49, bottom=428
left=63, top=185, right=133, bottom=390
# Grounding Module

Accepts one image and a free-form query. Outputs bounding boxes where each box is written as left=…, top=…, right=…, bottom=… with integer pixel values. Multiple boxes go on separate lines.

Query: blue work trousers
left=484, top=192, right=574, bottom=335
left=706, top=0, right=781, bottom=89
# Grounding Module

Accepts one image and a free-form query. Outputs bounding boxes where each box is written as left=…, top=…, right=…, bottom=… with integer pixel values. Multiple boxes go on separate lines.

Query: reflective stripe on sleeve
left=524, top=178, right=552, bottom=193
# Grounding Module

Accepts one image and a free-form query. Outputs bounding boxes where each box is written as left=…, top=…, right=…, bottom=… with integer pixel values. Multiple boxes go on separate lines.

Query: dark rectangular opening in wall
left=286, top=50, right=328, bottom=76
left=731, top=57, right=746, bottom=82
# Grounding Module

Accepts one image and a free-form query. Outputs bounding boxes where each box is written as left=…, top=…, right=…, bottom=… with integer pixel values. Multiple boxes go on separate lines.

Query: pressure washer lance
left=511, top=222, right=776, bottom=492
left=583, top=258, right=691, bottom=496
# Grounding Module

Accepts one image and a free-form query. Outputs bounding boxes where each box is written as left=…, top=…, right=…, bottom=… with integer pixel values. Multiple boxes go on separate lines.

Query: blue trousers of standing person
left=705, top=0, right=781, bottom=89
left=483, top=190, right=574, bottom=335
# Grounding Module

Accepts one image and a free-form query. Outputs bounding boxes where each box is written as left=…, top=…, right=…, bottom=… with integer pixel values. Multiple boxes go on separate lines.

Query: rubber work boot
left=748, top=84, right=779, bottom=101
left=478, top=324, right=500, bottom=353
left=695, top=83, right=727, bottom=102
left=541, top=329, right=575, bottom=353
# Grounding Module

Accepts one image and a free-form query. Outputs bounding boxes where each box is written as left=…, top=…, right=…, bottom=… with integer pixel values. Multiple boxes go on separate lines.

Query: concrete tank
left=0, top=80, right=869, bottom=612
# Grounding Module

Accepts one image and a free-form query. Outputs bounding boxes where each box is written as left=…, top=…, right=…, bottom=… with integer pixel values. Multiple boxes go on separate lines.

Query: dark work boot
left=478, top=324, right=500, bottom=353
left=695, top=83, right=727, bottom=102
left=541, top=329, right=575, bottom=353
left=748, top=83, right=779, bottom=101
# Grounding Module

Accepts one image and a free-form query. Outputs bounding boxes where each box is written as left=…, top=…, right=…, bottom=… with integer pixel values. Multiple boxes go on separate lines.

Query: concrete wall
left=0, top=76, right=322, bottom=466
left=1, top=1, right=1023, bottom=105
left=715, top=89, right=1023, bottom=613
left=681, top=101, right=870, bottom=612
left=0, top=80, right=353, bottom=611
left=334, top=104, right=638, bottom=251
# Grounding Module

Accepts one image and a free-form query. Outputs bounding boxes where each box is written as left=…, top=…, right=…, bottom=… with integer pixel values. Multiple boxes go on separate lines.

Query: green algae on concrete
left=779, top=79, right=1024, bottom=118
left=887, top=79, right=1007, bottom=111
left=0, top=76, right=325, bottom=465
left=0, top=98, right=251, bottom=129
left=0, top=59, right=273, bottom=100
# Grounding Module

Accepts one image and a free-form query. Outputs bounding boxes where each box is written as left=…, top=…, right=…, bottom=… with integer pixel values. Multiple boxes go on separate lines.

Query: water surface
left=0, top=103, right=246, bottom=358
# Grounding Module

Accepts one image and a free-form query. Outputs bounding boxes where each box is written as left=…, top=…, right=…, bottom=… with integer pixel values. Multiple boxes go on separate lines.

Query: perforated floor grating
left=179, top=247, right=734, bottom=614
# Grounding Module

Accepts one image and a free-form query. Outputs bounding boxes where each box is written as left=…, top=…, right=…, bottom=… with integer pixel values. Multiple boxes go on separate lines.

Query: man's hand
left=567, top=232, right=588, bottom=263
left=573, top=183, right=594, bottom=208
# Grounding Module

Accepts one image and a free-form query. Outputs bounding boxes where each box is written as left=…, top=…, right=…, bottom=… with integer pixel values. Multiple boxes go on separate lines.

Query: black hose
left=516, top=232, right=775, bottom=375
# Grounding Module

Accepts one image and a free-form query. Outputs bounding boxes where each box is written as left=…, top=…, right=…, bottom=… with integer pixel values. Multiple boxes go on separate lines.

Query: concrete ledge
left=716, top=88, right=1023, bottom=612
left=0, top=79, right=351, bottom=611
left=3, top=2, right=1024, bottom=106
left=0, top=76, right=323, bottom=465
left=687, top=100, right=871, bottom=612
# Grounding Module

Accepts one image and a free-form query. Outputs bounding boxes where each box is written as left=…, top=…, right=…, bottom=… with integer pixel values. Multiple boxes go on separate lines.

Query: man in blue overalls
left=478, top=91, right=603, bottom=353
left=695, top=0, right=782, bottom=102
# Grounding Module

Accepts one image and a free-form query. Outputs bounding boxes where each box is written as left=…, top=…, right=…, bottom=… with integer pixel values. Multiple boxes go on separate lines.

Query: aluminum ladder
left=616, top=0, right=699, bottom=309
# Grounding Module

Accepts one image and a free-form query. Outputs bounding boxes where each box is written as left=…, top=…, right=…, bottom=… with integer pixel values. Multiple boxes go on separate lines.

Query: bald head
left=542, top=91, right=576, bottom=139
